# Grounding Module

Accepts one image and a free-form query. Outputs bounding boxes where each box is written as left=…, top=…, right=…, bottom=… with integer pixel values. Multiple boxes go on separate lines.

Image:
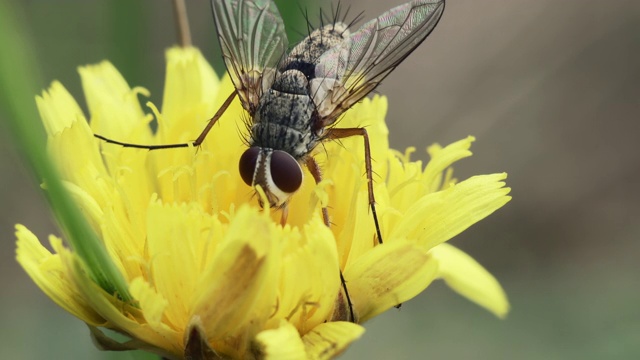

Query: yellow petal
left=78, top=61, right=154, bottom=211
left=15, top=225, right=105, bottom=326
left=344, top=241, right=438, bottom=322
left=129, top=277, right=169, bottom=328
left=191, top=205, right=277, bottom=339
left=423, top=136, right=475, bottom=193
left=302, top=321, right=365, bottom=360
left=274, top=217, right=341, bottom=331
left=145, top=197, right=213, bottom=329
left=391, top=173, right=511, bottom=250
left=37, top=81, right=107, bottom=186
left=386, top=149, right=425, bottom=213
left=79, top=61, right=150, bottom=140
left=432, top=243, right=510, bottom=318
left=154, top=50, right=244, bottom=207
left=35, top=81, right=85, bottom=135
left=68, top=254, right=182, bottom=357
left=253, top=320, right=307, bottom=360
left=49, top=124, right=114, bottom=229
left=161, top=47, right=220, bottom=138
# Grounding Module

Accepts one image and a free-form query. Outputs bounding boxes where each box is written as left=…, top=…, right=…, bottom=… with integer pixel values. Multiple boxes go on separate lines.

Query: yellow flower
left=16, top=47, right=511, bottom=359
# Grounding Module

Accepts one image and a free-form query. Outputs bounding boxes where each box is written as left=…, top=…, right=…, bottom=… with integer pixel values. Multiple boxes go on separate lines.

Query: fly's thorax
left=251, top=88, right=320, bottom=158
left=250, top=122, right=317, bottom=159
left=281, top=22, right=350, bottom=78
left=238, top=147, right=303, bottom=208
left=272, top=69, right=308, bottom=94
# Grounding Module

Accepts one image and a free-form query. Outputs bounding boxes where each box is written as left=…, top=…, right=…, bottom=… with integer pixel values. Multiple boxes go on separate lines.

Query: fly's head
left=239, top=147, right=303, bottom=208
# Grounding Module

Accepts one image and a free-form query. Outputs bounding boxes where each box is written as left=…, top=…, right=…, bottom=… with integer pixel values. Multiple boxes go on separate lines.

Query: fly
left=94, top=0, right=446, bottom=323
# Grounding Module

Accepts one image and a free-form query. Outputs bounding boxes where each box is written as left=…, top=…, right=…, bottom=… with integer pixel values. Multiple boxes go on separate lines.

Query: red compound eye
left=269, top=150, right=302, bottom=194
left=239, top=147, right=260, bottom=186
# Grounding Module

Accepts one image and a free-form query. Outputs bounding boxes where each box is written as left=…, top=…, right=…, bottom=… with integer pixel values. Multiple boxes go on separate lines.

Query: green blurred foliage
left=0, top=0, right=132, bottom=305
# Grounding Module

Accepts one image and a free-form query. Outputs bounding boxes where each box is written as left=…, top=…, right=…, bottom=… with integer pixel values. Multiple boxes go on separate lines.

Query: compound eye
left=239, top=147, right=260, bottom=186
left=270, top=150, right=303, bottom=194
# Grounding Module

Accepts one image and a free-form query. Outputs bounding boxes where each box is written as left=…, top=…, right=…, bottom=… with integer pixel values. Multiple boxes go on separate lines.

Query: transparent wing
left=311, top=0, right=445, bottom=125
left=211, top=0, right=288, bottom=114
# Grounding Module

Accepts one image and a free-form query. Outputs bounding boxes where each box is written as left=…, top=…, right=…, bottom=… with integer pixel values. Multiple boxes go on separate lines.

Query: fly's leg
left=94, top=91, right=237, bottom=150
left=305, top=156, right=356, bottom=323
left=304, top=156, right=330, bottom=226
left=325, top=127, right=384, bottom=245
left=326, top=127, right=396, bottom=311
left=280, top=203, right=289, bottom=227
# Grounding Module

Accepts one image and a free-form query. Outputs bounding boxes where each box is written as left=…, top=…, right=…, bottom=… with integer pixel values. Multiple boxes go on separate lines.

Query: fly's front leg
left=280, top=203, right=289, bottom=227
left=304, top=157, right=331, bottom=226
left=93, top=91, right=237, bottom=150
left=192, top=91, right=237, bottom=146
left=325, top=127, right=384, bottom=245
left=305, top=156, right=356, bottom=323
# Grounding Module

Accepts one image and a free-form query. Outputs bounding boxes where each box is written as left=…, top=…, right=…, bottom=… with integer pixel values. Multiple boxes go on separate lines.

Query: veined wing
left=211, top=0, right=288, bottom=114
left=311, top=0, right=445, bottom=126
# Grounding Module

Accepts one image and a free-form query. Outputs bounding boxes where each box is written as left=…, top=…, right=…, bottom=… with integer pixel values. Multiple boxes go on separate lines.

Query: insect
left=95, top=0, right=445, bottom=322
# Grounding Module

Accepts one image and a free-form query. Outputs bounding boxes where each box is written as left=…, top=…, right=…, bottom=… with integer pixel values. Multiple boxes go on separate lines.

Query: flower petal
left=191, top=205, right=278, bottom=339
left=273, top=217, right=341, bottom=330
left=156, top=48, right=244, bottom=209
left=345, top=241, right=438, bottom=322
left=432, top=243, right=510, bottom=318
left=67, top=247, right=181, bottom=357
left=35, top=81, right=85, bottom=135
left=79, top=61, right=150, bottom=140
left=145, top=197, right=214, bottom=329
left=77, top=61, right=154, bottom=213
left=15, top=225, right=105, bottom=325
left=423, top=136, right=475, bottom=193
left=161, top=47, right=220, bottom=138
left=129, top=277, right=169, bottom=328
left=253, top=320, right=307, bottom=360
left=302, top=321, right=365, bottom=360
left=391, top=173, right=511, bottom=250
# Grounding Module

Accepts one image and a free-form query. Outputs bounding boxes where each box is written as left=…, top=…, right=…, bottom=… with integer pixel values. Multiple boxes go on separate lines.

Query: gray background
left=1, top=0, right=639, bottom=358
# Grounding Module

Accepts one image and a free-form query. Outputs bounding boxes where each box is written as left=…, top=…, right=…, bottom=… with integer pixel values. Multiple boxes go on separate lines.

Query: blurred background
left=1, top=0, right=639, bottom=359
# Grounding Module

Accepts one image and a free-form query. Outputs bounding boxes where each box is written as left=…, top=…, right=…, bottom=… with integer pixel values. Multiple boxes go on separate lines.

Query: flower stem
left=172, top=0, right=192, bottom=47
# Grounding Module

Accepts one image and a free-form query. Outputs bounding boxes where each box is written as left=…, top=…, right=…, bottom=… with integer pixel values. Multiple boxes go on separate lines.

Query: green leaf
left=0, top=0, right=131, bottom=302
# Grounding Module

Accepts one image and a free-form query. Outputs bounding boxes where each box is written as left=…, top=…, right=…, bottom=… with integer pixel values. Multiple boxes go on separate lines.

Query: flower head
left=16, top=47, right=510, bottom=359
